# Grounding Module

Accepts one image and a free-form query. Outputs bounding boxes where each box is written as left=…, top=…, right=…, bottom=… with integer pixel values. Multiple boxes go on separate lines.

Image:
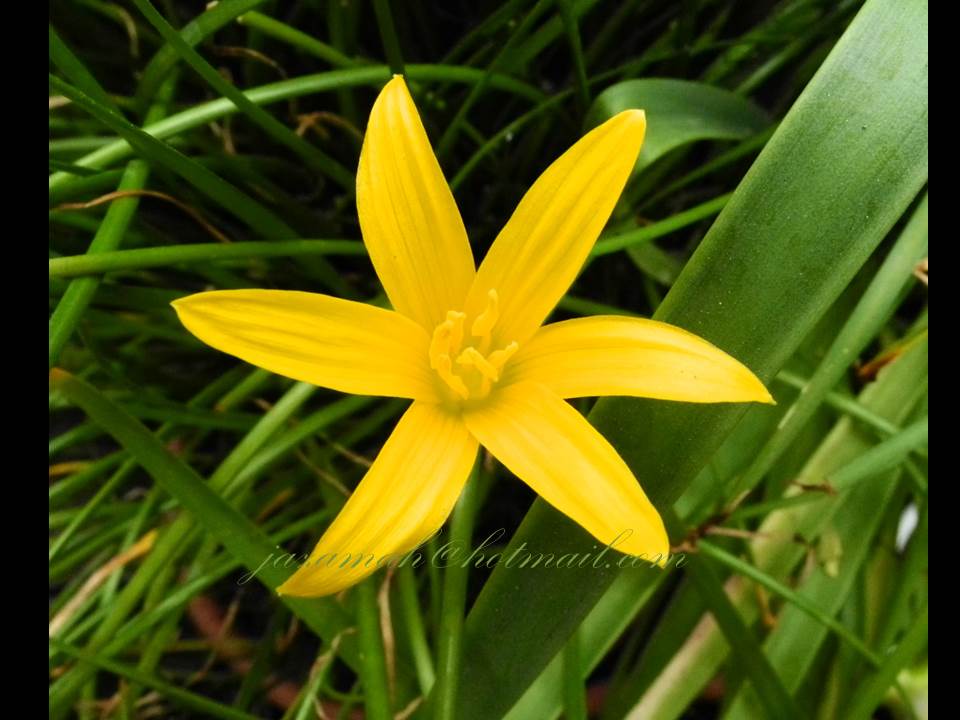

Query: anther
left=429, top=295, right=518, bottom=403
left=456, top=347, right=499, bottom=382
left=433, top=353, right=469, bottom=399
left=487, top=341, right=519, bottom=373
left=429, top=312, right=465, bottom=370
left=471, top=289, right=499, bottom=338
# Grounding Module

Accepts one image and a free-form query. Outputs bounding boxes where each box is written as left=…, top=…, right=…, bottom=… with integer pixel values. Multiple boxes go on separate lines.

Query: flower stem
left=355, top=577, right=392, bottom=720
left=433, top=461, right=483, bottom=720
left=397, top=563, right=436, bottom=695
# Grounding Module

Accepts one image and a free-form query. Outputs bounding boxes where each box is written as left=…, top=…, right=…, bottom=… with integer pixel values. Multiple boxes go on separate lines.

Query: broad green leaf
left=729, top=194, right=928, bottom=498
left=451, top=0, right=928, bottom=717
left=584, top=78, right=770, bottom=175
left=505, top=569, right=668, bottom=720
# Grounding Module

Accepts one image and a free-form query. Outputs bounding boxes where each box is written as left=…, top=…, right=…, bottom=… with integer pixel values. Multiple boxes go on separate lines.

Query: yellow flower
left=173, top=76, right=772, bottom=597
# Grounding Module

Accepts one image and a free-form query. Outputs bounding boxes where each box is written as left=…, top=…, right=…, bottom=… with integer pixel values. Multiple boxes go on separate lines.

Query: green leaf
left=719, top=414, right=921, bottom=718
left=504, top=568, right=667, bottom=720
left=451, top=0, right=928, bottom=716
left=50, top=639, right=261, bottom=720
left=49, top=25, right=116, bottom=110
left=843, top=600, right=928, bottom=720
left=585, top=78, right=770, bottom=175
left=129, top=0, right=354, bottom=190
left=48, top=75, right=297, bottom=240
left=48, top=64, right=544, bottom=195
left=49, top=240, right=366, bottom=277
left=730, top=194, right=928, bottom=498
left=673, top=513, right=803, bottom=720
left=48, top=370, right=353, bottom=642
left=48, top=74, right=177, bottom=368
left=633, top=339, right=928, bottom=719
left=828, top=416, right=928, bottom=489
left=133, top=0, right=269, bottom=110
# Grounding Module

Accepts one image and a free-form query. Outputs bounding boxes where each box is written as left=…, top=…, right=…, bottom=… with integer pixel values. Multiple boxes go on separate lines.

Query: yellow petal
left=357, top=75, right=476, bottom=330
left=278, top=402, right=477, bottom=597
left=502, top=316, right=773, bottom=403
left=172, top=289, right=439, bottom=401
left=464, top=381, right=669, bottom=562
left=463, top=110, right=646, bottom=347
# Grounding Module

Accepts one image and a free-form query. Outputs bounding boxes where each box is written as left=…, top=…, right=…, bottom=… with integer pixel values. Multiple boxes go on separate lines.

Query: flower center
left=428, top=289, right=518, bottom=404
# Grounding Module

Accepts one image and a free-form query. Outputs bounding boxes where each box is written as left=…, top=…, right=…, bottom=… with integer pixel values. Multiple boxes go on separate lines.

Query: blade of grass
left=875, top=498, right=928, bottom=654
left=48, top=159, right=103, bottom=177
left=50, top=638, right=261, bottom=720
left=372, top=0, right=404, bottom=75
left=591, top=192, right=730, bottom=256
left=633, top=339, right=927, bottom=718
left=130, top=0, right=354, bottom=190
left=396, top=563, right=436, bottom=695
left=434, top=0, right=553, bottom=158
left=48, top=372, right=358, bottom=717
left=504, top=0, right=601, bottom=69
left=843, top=601, right=928, bottom=720
left=49, top=75, right=298, bottom=240
left=49, top=64, right=545, bottom=193
left=665, top=513, right=803, bottom=720
left=504, top=567, right=668, bottom=720
left=720, top=400, right=924, bottom=719
left=50, top=239, right=366, bottom=277
left=49, top=25, right=116, bottom=110
left=48, top=370, right=349, bottom=623
left=558, top=0, right=590, bottom=112
left=237, top=11, right=355, bottom=68
left=133, top=0, right=269, bottom=110
left=827, top=417, right=928, bottom=489
left=561, top=629, right=587, bottom=720
left=49, top=73, right=176, bottom=368
left=775, top=370, right=909, bottom=439
left=698, top=542, right=881, bottom=666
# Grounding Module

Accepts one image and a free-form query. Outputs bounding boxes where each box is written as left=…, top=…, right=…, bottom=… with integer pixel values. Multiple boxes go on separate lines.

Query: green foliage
left=49, top=1, right=927, bottom=718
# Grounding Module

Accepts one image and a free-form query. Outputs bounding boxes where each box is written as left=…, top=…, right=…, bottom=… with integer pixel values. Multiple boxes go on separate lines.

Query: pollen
left=428, top=290, right=519, bottom=403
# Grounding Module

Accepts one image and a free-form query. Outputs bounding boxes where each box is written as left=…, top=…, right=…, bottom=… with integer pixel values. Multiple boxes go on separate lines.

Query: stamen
left=471, top=289, right=499, bottom=338
left=456, top=347, right=499, bottom=382
left=429, top=312, right=465, bottom=370
left=487, top=341, right=519, bottom=373
left=428, top=292, right=517, bottom=403
left=433, top=353, right=469, bottom=399
left=446, top=310, right=465, bottom=352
